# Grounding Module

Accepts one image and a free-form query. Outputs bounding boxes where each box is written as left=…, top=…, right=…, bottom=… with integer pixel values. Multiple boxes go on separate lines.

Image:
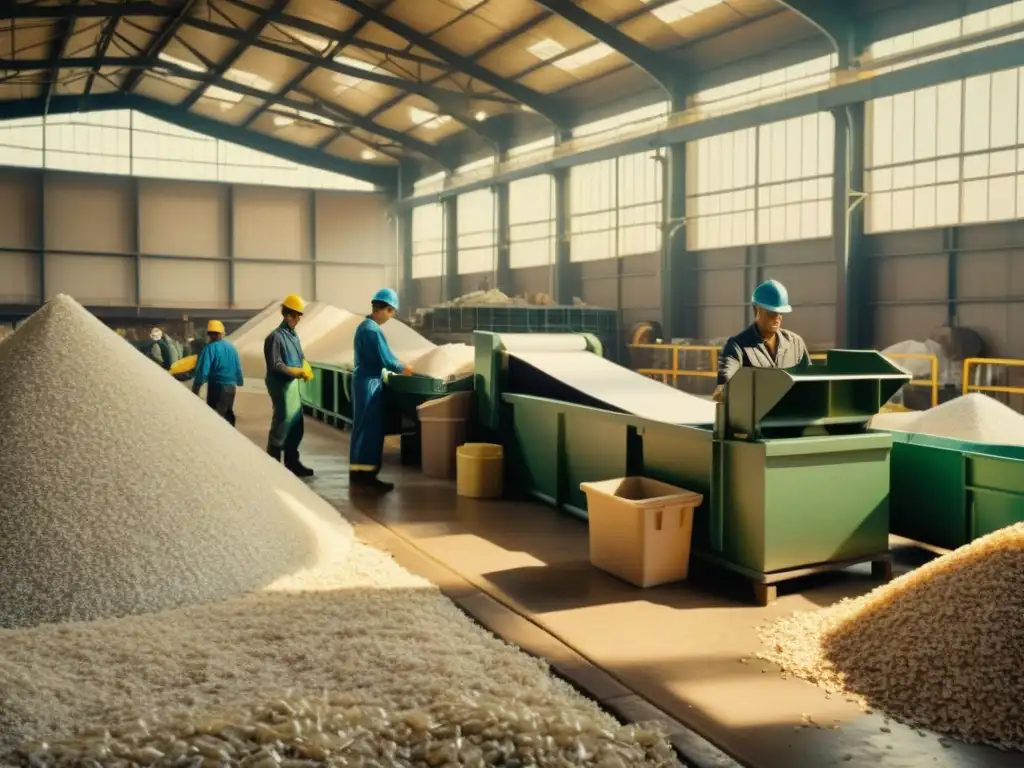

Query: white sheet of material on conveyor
left=498, top=334, right=716, bottom=426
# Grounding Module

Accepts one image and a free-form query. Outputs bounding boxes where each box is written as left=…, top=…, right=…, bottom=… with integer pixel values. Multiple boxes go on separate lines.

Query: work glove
left=301, top=361, right=314, bottom=381
left=402, top=366, right=413, bottom=376
left=284, top=366, right=304, bottom=379
left=712, top=384, right=725, bottom=403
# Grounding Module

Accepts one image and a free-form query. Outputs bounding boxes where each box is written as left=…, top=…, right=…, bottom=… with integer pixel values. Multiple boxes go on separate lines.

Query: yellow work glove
left=284, top=366, right=304, bottom=379
left=712, top=384, right=725, bottom=403
left=301, top=361, right=314, bottom=381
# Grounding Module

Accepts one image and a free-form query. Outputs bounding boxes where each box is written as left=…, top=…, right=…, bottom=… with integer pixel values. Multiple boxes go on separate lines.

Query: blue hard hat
left=373, top=287, right=399, bottom=311
left=751, top=279, right=792, bottom=314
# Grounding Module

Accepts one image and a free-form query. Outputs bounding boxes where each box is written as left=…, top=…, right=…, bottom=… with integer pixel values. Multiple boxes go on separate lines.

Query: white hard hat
left=150, top=328, right=163, bottom=341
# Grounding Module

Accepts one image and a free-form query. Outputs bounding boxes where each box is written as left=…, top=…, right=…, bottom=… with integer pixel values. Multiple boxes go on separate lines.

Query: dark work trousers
left=207, top=383, right=237, bottom=427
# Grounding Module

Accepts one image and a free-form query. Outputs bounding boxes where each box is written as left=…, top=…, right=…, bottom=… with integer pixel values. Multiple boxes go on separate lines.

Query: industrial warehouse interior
left=1, top=0, right=1023, bottom=766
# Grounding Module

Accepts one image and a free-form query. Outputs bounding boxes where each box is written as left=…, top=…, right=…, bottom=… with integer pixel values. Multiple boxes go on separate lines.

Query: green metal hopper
left=709, top=351, right=909, bottom=603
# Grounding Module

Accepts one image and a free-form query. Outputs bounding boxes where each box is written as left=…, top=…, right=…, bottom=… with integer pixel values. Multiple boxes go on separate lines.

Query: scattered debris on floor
left=756, top=523, right=1024, bottom=751
left=1, top=542, right=679, bottom=767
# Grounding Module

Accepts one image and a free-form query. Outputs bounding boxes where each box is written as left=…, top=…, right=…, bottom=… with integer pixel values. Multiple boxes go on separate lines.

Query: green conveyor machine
left=299, top=362, right=471, bottom=433
left=483, top=333, right=911, bottom=605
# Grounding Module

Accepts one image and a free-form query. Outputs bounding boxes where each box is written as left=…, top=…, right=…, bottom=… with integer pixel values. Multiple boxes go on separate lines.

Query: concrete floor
left=235, top=391, right=1016, bottom=768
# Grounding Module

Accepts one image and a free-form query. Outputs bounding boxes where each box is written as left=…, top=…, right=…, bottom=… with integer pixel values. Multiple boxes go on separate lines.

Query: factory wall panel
left=509, top=266, right=553, bottom=299
left=139, top=258, right=229, bottom=309
left=762, top=238, right=835, bottom=348
left=693, top=248, right=747, bottom=341
left=45, top=253, right=134, bottom=306
left=411, top=277, right=442, bottom=310
left=620, top=252, right=661, bottom=332
left=234, top=263, right=314, bottom=310
left=868, top=229, right=948, bottom=349
left=0, top=252, right=39, bottom=303
left=45, top=174, right=134, bottom=255
left=316, top=264, right=388, bottom=314
left=139, top=180, right=227, bottom=259
left=315, top=192, right=393, bottom=265
left=0, top=169, right=40, bottom=250
left=459, top=272, right=491, bottom=296
left=233, top=186, right=311, bottom=262
left=577, top=257, right=619, bottom=311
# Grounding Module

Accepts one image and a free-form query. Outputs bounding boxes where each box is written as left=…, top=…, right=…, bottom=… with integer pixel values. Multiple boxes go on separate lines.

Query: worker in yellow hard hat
left=192, top=319, right=244, bottom=426
left=264, top=294, right=314, bottom=476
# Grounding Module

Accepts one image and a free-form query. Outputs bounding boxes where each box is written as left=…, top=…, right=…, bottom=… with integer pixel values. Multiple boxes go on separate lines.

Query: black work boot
left=268, top=446, right=283, bottom=462
left=349, top=470, right=393, bottom=493
left=285, top=453, right=314, bottom=478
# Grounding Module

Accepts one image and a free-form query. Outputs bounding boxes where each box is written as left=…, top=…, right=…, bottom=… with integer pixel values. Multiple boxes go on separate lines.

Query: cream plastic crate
left=580, top=477, right=703, bottom=588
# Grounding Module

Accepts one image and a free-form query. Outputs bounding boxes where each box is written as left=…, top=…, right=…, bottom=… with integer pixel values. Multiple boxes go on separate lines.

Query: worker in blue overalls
left=264, top=294, right=314, bottom=477
left=350, top=288, right=411, bottom=492
left=192, top=319, right=244, bottom=426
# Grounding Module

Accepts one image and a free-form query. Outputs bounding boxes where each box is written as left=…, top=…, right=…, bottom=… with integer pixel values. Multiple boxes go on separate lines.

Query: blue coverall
left=264, top=322, right=306, bottom=460
left=350, top=318, right=405, bottom=472
left=193, top=338, right=245, bottom=425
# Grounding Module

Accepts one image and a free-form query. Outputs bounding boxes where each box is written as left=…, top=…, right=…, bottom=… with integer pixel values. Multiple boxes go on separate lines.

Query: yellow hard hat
left=282, top=294, right=306, bottom=314
left=207, top=319, right=225, bottom=334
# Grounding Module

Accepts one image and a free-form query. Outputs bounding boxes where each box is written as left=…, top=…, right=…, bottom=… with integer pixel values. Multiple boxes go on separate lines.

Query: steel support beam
left=395, top=36, right=1024, bottom=206
left=495, top=179, right=511, bottom=294
left=533, top=0, right=681, bottom=95
left=552, top=166, right=572, bottom=305
left=774, top=1, right=856, bottom=62
left=122, top=0, right=197, bottom=93
left=37, top=171, right=46, bottom=305
left=7, top=57, right=451, bottom=169
left=84, top=14, right=121, bottom=96
left=832, top=103, right=866, bottom=349
left=309, top=189, right=318, bottom=302
left=226, top=185, right=236, bottom=308
left=44, top=6, right=78, bottom=111
left=397, top=163, right=415, bottom=312
left=443, top=196, right=459, bottom=302
left=133, top=176, right=142, bottom=309
left=331, top=0, right=569, bottom=128
left=664, top=142, right=690, bottom=341
left=0, top=93, right=398, bottom=188
left=2, top=3, right=176, bottom=18
left=181, top=0, right=290, bottom=110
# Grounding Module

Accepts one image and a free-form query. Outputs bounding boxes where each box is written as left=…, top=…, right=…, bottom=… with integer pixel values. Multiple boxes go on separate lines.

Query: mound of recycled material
left=0, top=295, right=353, bottom=629
left=885, top=392, right=1024, bottom=445
left=406, top=343, right=475, bottom=381
left=758, top=524, right=1024, bottom=749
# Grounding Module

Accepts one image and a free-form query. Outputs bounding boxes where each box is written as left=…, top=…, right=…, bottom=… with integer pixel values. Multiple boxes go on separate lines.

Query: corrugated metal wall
left=0, top=167, right=394, bottom=313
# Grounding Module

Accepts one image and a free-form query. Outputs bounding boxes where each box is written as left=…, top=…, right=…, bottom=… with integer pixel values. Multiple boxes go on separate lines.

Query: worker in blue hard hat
left=350, top=287, right=412, bottom=493
left=192, top=320, right=244, bottom=426
left=264, top=293, right=315, bottom=477
left=713, top=279, right=810, bottom=403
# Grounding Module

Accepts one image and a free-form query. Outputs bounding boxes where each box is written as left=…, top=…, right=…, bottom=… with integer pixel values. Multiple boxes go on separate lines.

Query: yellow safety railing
left=627, top=344, right=719, bottom=387
left=962, top=357, right=1024, bottom=397
left=633, top=345, right=939, bottom=407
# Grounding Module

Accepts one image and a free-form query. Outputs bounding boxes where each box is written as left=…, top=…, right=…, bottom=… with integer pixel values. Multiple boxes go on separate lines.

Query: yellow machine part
left=170, top=354, right=197, bottom=375
left=879, top=402, right=912, bottom=413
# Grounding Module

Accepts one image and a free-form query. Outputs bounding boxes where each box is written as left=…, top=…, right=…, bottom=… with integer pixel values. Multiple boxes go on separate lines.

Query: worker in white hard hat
left=713, top=279, right=810, bottom=403
left=146, top=327, right=174, bottom=371
left=349, top=287, right=412, bottom=493
left=192, top=319, right=244, bottom=426
left=264, top=294, right=315, bottom=477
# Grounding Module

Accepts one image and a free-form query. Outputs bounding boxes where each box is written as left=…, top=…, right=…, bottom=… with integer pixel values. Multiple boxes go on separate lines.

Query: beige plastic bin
left=456, top=443, right=504, bottom=499
left=580, top=477, right=703, bottom=588
left=417, top=392, right=473, bottom=479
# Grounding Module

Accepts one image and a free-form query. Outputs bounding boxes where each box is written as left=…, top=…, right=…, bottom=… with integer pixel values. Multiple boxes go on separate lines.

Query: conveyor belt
left=499, top=334, right=716, bottom=426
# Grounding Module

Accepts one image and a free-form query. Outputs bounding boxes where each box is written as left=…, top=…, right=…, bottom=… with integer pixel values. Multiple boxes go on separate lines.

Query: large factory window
left=411, top=203, right=445, bottom=279
left=509, top=175, right=556, bottom=269
left=685, top=113, right=833, bottom=250
left=865, top=3, right=1024, bottom=232
left=0, top=110, right=375, bottom=191
left=457, top=189, right=497, bottom=275
left=691, top=55, right=836, bottom=117
left=617, top=151, right=663, bottom=256
left=569, top=159, right=617, bottom=262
